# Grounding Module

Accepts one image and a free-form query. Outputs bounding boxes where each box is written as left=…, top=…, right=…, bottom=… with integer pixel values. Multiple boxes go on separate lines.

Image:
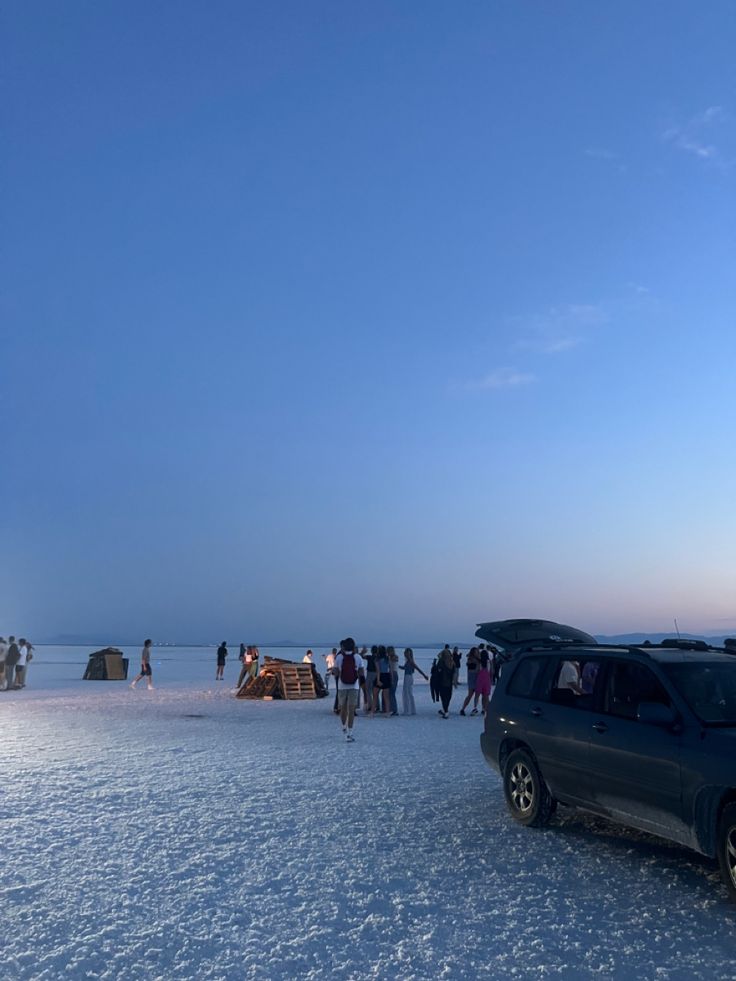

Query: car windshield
left=662, top=661, right=736, bottom=725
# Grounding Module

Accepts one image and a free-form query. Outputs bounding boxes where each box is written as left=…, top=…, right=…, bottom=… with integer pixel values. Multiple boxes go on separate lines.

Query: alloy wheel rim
left=510, top=762, right=534, bottom=813
left=726, top=826, right=736, bottom=887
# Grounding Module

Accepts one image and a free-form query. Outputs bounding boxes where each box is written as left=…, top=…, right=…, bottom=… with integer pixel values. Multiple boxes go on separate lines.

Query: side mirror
left=637, top=701, right=678, bottom=727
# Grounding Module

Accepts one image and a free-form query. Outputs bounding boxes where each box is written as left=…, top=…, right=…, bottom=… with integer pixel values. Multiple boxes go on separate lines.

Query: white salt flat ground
left=3, top=653, right=736, bottom=980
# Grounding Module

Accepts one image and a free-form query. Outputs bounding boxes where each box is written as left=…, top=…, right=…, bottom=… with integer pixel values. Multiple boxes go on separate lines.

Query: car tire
left=717, top=803, right=736, bottom=902
left=503, top=748, right=555, bottom=827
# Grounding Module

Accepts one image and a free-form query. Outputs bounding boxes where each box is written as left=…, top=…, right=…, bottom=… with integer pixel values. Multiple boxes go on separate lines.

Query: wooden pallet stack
left=236, top=656, right=327, bottom=700
left=237, top=671, right=283, bottom=699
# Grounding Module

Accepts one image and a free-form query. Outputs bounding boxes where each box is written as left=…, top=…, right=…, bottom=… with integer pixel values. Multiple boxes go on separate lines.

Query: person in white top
left=15, top=639, right=32, bottom=689
left=302, top=650, right=315, bottom=666
left=323, top=649, right=336, bottom=692
left=557, top=660, right=583, bottom=694
left=332, top=637, right=365, bottom=742
left=237, top=645, right=253, bottom=689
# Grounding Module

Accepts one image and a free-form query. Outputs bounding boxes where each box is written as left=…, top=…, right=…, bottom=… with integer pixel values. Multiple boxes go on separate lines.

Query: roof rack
left=517, top=639, right=595, bottom=655
left=515, top=639, right=728, bottom=659
left=659, top=638, right=712, bottom=652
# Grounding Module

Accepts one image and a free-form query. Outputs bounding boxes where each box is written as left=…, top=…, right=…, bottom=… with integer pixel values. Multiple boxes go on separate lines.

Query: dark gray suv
left=479, top=619, right=736, bottom=901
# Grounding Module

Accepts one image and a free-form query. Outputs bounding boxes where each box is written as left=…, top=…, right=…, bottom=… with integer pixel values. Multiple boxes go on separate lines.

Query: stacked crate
left=236, top=656, right=327, bottom=700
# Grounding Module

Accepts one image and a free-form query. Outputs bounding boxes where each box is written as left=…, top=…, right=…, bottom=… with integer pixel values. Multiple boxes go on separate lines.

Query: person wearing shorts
left=215, top=641, right=228, bottom=681
left=130, top=639, right=154, bottom=690
left=459, top=647, right=480, bottom=715
left=333, top=637, right=365, bottom=742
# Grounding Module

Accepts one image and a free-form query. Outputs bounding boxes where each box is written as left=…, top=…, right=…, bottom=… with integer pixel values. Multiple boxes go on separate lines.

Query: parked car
left=479, top=619, right=736, bottom=901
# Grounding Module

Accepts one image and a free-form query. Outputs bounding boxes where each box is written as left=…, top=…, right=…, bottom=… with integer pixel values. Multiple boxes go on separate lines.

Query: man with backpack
left=332, top=637, right=365, bottom=742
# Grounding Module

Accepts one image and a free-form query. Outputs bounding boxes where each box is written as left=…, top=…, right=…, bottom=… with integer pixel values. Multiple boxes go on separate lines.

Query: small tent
left=83, top=648, right=129, bottom=681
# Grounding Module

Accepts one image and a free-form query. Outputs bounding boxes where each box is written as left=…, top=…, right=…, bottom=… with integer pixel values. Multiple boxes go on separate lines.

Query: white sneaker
left=346, top=732, right=355, bottom=742
left=130, top=683, right=136, bottom=689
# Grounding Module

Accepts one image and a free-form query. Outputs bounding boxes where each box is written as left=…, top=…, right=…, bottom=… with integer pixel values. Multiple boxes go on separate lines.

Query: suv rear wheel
left=503, top=748, right=555, bottom=827
left=717, top=803, right=736, bottom=902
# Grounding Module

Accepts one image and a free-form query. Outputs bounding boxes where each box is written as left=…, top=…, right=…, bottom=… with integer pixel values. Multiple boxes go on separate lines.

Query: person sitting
left=556, top=660, right=583, bottom=695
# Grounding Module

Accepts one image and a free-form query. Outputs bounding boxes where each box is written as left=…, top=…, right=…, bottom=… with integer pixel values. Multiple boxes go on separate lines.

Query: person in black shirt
left=215, top=641, right=228, bottom=681
left=436, top=649, right=455, bottom=718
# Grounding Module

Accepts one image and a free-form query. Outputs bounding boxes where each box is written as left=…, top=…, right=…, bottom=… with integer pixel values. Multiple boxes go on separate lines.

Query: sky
left=2, top=1, right=735, bottom=643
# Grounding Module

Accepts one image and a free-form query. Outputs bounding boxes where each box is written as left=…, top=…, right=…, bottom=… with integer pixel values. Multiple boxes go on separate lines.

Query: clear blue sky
left=3, top=1, right=735, bottom=642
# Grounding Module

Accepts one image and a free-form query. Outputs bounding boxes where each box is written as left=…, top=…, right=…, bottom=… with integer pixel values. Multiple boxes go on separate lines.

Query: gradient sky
left=3, top=1, right=735, bottom=642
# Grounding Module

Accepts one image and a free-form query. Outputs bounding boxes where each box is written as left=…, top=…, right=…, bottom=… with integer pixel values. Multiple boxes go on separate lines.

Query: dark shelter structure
left=83, top=648, right=130, bottom=680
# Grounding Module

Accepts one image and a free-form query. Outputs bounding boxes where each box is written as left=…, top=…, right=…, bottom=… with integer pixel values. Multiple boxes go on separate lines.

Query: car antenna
left=674, top=618, right=681, bottom=639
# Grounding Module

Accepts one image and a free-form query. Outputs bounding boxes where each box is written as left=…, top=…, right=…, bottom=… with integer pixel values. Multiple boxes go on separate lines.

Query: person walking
left=435, top=647, right=455, bottom=718
left=215, top=641, right=228, bottom=680
left=400, top=647, right=428, bottom=715
left=332, top=637, right=365, bottom=742
left=130, top=639, right=154, bottom=690
left=459, top=647, right=481, bottom=715
left=4, top=636, right=20, bottom=691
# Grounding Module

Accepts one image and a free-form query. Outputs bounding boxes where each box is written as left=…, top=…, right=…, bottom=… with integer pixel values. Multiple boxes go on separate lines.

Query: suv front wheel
left=717, top=803, right=736, bottom=902
left=503, top=748, right=555, bottom=827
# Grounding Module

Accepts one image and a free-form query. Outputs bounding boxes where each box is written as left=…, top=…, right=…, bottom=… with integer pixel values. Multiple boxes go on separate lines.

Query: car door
left=586, top=659, right=686, bottom=840
left=528, top=656, right=605, bottom=806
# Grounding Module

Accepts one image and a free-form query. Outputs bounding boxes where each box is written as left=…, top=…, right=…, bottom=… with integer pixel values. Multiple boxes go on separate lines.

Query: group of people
left=0, top=638, right=500, bottom=708
left=321, top=640, right=502, bottom=740
left=430, top=644, right=499, bottom=719
left=129, top=640, right=263, bottom=691
left=315, top=644, right=428, bottom=718
left=213, top=642, right=261, bottom=686
left=0, top=636, right=34, bottom=691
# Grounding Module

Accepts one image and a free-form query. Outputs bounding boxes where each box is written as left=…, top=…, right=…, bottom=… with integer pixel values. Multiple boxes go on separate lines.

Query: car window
left=663, top=661, right=736, bottom=725
left=543, top=657, right=602, bottom=709
left=506, top=657, right=547, bottom=698
left=602, top=661, right=671, bottom=721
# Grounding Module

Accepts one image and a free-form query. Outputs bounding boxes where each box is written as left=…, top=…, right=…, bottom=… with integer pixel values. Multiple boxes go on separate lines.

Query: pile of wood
left=83, top=648, right=130, bottom=681
left=237, top=656, right=327, bottom=700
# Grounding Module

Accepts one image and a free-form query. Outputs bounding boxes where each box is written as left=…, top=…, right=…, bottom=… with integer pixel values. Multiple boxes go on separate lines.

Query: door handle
left=530, top=707, right=542, bottom=717
left=592, top=721, right=608, bottom=733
